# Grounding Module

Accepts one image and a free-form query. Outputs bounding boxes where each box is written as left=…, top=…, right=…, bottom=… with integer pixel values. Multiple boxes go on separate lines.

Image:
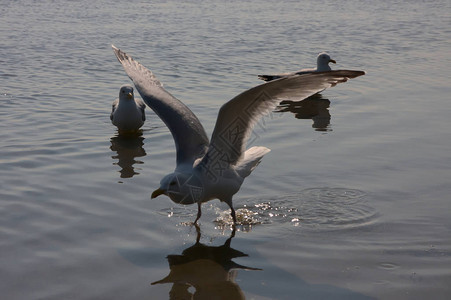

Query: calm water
left=1, top=0, right=451, bottom=299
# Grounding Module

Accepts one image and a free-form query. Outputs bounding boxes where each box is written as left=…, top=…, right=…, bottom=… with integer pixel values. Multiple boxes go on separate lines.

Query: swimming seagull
left=258, top=52, right=337, bottom=82
left=110, top=85, right=146, bottom=133
left=112, top=45, right=365, bottom=225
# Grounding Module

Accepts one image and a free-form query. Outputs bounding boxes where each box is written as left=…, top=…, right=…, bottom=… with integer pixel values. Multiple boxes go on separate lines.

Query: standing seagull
left=112, top=45, right=364, bottom=225
left=111, top=85, right=146, bottom=134
left=258, top=52, right=337, bottom=82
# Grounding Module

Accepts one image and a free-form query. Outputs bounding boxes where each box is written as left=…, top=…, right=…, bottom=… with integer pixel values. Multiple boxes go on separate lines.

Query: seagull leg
left=230, top=207, right=237, bottom=226
left=225, top=200, right=237, bottom=225
left=194, top=202, right=202, bottom=224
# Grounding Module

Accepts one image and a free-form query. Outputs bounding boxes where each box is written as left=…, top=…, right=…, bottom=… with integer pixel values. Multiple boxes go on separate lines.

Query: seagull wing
left=136, top=98, right=146, bottom=122
left=112, top=45, right=209, bottom=166
left=201, top=70, right=365, bottom=169
left=257, top=71, right=295, bottom=82
left=110, top=98, right=118, bottom=121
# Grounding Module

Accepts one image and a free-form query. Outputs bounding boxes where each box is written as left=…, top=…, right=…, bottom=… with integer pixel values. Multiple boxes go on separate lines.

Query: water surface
left=1, top=0, right=451, bottom=299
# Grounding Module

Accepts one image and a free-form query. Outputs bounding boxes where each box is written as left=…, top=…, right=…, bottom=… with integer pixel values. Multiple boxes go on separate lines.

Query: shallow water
left=1, top=0, right=451, bottom=299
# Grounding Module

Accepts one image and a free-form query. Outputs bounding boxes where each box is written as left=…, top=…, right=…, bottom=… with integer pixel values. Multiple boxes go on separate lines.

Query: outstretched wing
left=257, top=72, right=292, bottom=82
left=200, top=70, right=365, bottom=171
left=258, top=68, right=319, bottom=82
left=112, top=45, right=209, bottom=167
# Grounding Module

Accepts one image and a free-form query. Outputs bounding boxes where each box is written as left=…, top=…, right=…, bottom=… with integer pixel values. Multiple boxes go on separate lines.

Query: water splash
left=231, top=187, right=378, bottom=231
left=214, top=208, right=262, bottom=231
left=160, top=188, right=377, bottom=231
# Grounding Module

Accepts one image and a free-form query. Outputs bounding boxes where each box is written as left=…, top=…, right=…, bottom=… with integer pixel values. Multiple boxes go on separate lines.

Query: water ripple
left=226, top=187, right=379, bottom=231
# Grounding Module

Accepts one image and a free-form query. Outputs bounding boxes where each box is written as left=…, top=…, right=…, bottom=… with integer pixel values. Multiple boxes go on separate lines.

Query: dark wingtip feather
left=112, top=45, right=127, bottom=63
left=257, top=75, right=279, bottom=82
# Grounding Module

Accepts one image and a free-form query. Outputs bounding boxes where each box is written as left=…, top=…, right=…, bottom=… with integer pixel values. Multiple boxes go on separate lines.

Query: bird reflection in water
left=152, top=226, right=260, bottom=299
left=276, top=94, right=332, bottom=131
left=110, top=132, right=146, bottom=178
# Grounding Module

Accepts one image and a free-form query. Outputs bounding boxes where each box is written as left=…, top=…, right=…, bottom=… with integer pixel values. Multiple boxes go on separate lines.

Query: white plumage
left=111, top=85, right=146, bottom=133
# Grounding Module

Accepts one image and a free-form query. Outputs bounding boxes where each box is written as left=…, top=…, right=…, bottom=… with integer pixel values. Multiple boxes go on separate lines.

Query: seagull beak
left=151, top=188, right=165, bottom=199
left=127, top=92, right=133, bottom=99
left=329, top=59, right=336, bottom=64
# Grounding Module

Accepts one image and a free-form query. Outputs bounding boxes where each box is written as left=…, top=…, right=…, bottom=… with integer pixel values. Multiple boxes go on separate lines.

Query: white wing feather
left=201, top=70, right=365, bottom=170
left=112, top=45, right=209, bottom=166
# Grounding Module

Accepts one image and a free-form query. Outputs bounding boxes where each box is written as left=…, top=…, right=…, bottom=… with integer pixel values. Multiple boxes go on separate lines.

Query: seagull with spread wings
left=112, top=45, right=364, bottom=225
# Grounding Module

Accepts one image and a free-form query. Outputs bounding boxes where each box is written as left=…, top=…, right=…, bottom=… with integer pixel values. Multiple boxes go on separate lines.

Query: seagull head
left=316, top=52, right=336, bottom=71
left=119, top=85, right=134, bottom=101
left=151, top=171, right=204, bottom=205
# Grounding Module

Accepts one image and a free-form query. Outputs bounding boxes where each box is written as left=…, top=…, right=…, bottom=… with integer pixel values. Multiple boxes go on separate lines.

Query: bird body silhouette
left=111, top=85, right=146, bottom=133
left=258, top=52, right=337, bottom=82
